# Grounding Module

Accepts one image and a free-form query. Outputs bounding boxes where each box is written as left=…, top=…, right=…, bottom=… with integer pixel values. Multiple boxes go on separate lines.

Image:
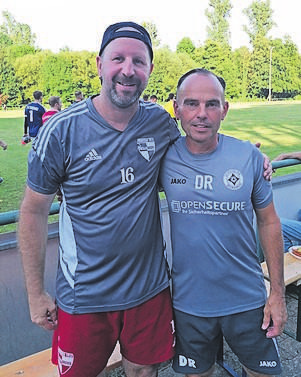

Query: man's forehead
left=179, top=75, right=223, bottom=99
left=184, top=73, right=219, bottom=87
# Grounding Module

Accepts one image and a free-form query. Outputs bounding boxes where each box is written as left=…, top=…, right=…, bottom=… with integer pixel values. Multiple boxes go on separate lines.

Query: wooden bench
left=0, top=343, right=121, bottom=377
left=261, top=252, right=301, bottom=341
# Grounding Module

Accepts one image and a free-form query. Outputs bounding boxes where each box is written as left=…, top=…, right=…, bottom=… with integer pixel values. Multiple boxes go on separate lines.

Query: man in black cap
left=19, top=21, right=180, bottom=377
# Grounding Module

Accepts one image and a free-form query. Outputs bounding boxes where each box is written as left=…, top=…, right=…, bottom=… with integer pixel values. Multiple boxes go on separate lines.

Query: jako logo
left=259, top=361, right=277, bottom=367
left=178, top=355, right=196, bottom=368
left=171, top=178, right=186, bottom=184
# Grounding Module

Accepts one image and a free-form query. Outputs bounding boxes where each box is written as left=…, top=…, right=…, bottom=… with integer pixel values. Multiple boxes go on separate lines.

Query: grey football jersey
left=160, top=135, right=272, bottom=317
left=27, top=97, right=180, bottom=314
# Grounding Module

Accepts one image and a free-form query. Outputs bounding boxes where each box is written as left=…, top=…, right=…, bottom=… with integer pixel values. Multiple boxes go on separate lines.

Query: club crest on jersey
left=223, top=169, right=243, bottom=190
left=137, top=138, right=155, bottom=161
left=58, top=347, right=74, bottom=375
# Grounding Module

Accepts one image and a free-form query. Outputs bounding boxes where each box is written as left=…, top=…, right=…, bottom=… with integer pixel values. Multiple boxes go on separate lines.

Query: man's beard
left=109, top=77, right=145, bottom=108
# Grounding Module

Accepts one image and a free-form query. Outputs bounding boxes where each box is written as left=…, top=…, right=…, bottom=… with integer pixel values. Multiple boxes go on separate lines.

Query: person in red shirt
left=42, top=96, right=62, bottom=124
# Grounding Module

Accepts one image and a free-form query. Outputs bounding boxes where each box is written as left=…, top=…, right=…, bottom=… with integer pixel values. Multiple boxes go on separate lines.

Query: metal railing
left=0, top=202, right=60, bottom=226
left=272, top=158, right=301, bottom=169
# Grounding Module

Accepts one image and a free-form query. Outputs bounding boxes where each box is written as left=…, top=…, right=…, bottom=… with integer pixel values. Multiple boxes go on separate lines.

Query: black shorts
left=173, top=307, right=281, bottom=375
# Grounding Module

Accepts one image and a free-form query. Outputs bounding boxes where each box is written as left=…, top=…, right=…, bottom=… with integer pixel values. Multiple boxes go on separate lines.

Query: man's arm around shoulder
left=273, top=151, right=301, bottom=161
left=18, top=186, right=57, bottom=331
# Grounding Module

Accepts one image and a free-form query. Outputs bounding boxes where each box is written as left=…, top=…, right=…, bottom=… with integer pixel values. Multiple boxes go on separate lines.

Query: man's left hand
left=262, top=293, right=287, bottom=338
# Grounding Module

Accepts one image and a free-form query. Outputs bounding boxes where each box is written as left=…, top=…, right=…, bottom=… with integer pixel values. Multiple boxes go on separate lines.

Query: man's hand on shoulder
left=255, top=142, right=272, bottom=181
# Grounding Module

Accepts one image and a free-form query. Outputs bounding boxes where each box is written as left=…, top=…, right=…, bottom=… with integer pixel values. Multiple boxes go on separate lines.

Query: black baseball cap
left=99, top=21, right=153, bottom=61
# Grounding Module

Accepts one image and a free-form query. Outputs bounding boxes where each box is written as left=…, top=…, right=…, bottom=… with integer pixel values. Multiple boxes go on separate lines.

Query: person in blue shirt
left=18, top=22, right=179, bottom=377
left=160, top=68, right=287, bottom=377
left=23, top=90, right=46, bottom=141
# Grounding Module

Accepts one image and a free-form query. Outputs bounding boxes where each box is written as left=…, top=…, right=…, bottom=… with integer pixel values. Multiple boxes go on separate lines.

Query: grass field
left=221, top=101, right=301, bottom=172
left=0, top=111, right=28, bottom=225
left=0, top=102, right=300, bottom=233
left=0, top=110, right=58, bottom=233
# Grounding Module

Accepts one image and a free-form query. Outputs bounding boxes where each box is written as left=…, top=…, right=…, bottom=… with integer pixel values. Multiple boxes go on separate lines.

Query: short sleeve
left=27, top=130, right=65, bottom=194
left=251, top=147, right=273, bottom=209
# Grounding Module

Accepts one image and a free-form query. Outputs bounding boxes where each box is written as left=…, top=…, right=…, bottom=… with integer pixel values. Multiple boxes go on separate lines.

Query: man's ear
left=173, top=100, right=180, bottom=120
left=221, top=101, right=229, bottom=120
left=96, top=56, right=102, bottom=77
left=149, top=63, right=154, bottom=75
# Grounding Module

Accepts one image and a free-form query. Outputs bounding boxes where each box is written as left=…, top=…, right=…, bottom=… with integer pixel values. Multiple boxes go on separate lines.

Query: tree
left=199, top=39, right=240, bottom=98
left=0, top=11, right=36, bottom=46
left=0, top=11, right=37, bottom=105
left=41, top=53, right=74, bottom=103
left=14, top=51, right=48, bottom=102
left=141, top=21, right=160, bottom=48
left=0, top=53, right=21, bottom=106
left=6, top=44, right=35, bottom=60
left=269, top=37, right=301, bottom=98
left=191, top=46, right=205, bottom=65
left=232, top=46, right=251, bottom=99
left=69, top=51, right=99, bottom=101
left=0, top=32, right=12, bottom=48
left=1, top=10, right=301, bottom=106
left=243, top=0, right=275, bottom=46
left=205, top=0, right=232, bottom=46
left=147, top=48, right=196, bottom=101
left=247, top=36, right=271, bottom=98
left=176, top=37, right=195, bottom=57
left=245, top=35, right=301, bottom=99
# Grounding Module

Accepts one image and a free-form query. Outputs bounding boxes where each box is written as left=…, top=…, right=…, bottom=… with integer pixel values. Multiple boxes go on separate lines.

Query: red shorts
left=52, top=288, right=175, bottom=376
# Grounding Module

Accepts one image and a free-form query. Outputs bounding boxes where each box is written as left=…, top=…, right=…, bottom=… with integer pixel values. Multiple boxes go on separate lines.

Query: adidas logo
left=84, top=148, right=102, bottom=161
